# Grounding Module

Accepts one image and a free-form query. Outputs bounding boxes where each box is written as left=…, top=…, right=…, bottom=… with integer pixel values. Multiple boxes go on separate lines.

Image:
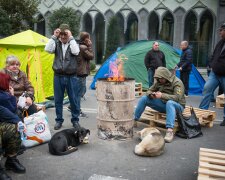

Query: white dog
left=134, top=127, right=165, bottom=157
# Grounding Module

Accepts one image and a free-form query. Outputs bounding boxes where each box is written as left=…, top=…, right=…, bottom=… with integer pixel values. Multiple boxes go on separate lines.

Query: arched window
left=148, top=11, right=159, bottom=40
left=125, top=12, right=138, bottom=44
left=95, top=13, right=105, bottom=64
left=36, top=14, right=45, bottom=36
left=83, top=13, right=92, bottom=34
left=184, top=11, right=197, bottom=41
left=196, top=10, right=213, bottom=66
left=160, top=11, right=174, bottom=45
left=116, top=13, right=125, bottom=46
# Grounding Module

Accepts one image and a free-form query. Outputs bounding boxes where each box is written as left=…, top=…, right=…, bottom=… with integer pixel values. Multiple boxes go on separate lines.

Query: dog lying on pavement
left=48, top=127, right=90, bottom=156
left=134, top=127, right=165, bottom=157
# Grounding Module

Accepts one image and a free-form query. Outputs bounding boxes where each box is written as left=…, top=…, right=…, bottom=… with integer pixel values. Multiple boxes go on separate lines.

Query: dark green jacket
left=146, top=67, right=186, bottom=107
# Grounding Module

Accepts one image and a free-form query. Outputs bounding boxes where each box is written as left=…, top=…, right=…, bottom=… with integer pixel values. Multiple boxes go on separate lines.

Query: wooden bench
left=139, top=106, right=216, bottom=132
left=198, top=148, right=225, bottom=179
left=216, top=94, right=225, bottom=109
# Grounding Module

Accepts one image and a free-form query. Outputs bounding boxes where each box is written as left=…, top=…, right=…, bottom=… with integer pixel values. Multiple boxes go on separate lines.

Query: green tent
left=0, top=30, right=54, bottom=102
left=91, top=40, right=205, bottom=95
left=91, top=40, right=180, bottom=90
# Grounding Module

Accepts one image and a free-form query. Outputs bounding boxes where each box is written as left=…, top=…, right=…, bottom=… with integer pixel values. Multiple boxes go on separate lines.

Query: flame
left=107, top=54, right=127, bottom=82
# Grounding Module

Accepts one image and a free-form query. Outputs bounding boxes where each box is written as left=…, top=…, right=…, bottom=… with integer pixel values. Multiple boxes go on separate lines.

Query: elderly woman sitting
left=0, top=55, right=37, bottom=118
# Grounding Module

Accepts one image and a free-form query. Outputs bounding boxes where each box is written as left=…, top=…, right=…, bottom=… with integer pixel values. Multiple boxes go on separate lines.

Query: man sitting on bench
left=134, top=67, right=186, bottom=143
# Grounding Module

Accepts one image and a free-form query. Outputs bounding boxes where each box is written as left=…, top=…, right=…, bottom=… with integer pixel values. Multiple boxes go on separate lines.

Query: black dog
left=48, top=127, right=90, bottom=156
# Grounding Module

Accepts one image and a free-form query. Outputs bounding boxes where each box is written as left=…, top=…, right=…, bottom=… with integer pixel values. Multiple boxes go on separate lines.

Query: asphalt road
left=7, top=77, right=225, bottom=180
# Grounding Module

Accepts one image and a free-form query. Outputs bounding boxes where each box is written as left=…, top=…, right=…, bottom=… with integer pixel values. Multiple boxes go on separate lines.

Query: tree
left=0, top=7, right=12, bottom=37
left=47, top=7, right=81, bottom=37
left=105, top=16, right=121, bottom=59
left=0, top=0, right=39, bottom=35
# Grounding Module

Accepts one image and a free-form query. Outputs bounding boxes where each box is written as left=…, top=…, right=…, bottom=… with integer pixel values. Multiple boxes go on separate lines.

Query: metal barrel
left=96, top=78, right=135, bottom=140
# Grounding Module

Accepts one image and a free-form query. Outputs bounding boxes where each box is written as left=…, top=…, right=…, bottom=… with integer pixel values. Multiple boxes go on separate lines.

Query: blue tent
left=91, top=40, right=205, bottom=95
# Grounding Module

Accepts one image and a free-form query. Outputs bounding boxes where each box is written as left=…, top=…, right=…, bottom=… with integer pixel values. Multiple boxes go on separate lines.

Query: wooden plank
left=200, top=148, right=225, bottom=155
left=199, top=161, right=225, bottom=172
left=200, top=157, right=225, bottom=166
left=198, top=168, right=225, bottom=178
left=200, top=152, right=225, bottom=160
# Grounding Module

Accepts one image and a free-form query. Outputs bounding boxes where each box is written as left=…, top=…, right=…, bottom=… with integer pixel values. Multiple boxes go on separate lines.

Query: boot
left=220, top=119, right=225, bottom=126
left=5, top=156, right=26, bottom=174
left=0, top=165, right=11, bottom=180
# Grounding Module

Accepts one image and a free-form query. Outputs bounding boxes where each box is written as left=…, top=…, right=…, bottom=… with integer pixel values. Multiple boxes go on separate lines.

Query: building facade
left=37, top=0, right=225, bottom=66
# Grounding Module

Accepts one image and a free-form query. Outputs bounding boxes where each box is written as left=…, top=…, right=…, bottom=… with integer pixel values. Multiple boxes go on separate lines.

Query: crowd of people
left=0, top=21, right=225, bottom=179
left=134, top=23, right=225, bottom=143
left=0, top=23, right=94, bottom=179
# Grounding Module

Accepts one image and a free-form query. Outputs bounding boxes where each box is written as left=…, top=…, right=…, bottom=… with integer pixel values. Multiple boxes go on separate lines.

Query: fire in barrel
left=96, top=54, right=135, bottom=140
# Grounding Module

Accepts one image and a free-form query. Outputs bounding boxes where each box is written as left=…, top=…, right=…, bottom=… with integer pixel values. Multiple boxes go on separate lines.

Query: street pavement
left=7, top=76, right=225, bottom=180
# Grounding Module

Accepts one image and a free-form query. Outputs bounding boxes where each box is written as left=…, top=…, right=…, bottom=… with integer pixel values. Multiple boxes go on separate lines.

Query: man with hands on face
left=134, top=67, right=186, bottom=143
left=45, top=24, right=80, bottom=130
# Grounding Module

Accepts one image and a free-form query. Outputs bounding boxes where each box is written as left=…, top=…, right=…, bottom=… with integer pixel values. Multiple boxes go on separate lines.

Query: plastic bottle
left=17, top=121, right=27, bottom=141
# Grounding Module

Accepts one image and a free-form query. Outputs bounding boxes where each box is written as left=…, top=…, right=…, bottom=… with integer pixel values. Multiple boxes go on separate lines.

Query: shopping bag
left=176, top=107, right=203, bottom=139
left=22, top=110, right=52, bottom=147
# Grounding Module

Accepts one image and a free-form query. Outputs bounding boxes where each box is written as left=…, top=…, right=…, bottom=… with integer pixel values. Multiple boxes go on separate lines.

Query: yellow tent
left=0, top=30, right=54, bottom=103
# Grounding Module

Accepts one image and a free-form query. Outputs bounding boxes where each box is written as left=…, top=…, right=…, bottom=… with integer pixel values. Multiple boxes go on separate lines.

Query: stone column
left=138, top=10, right=149, bottom=40
left=173, top=8, right=185, bottom=48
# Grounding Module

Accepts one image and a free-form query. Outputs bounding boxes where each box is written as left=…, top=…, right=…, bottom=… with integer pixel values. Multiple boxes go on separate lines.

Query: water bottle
left=17, top=121, right=27, bottom=141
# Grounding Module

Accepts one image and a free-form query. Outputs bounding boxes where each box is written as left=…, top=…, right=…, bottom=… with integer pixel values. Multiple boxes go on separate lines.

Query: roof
left=0, top=30, right=49, bottom=47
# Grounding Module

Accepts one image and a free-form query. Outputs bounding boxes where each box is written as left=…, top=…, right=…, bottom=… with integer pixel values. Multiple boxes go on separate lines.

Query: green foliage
left=47, top=7, right=81, bottom=37
left=105, top=16, right=121, bottom=59
left=0, top=7, right=12, bottom=37
left=0, top=0, right=39, bottom=35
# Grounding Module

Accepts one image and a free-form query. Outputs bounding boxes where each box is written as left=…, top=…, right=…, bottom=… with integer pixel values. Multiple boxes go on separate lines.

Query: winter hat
left=59, top=24, right=70, bottom=32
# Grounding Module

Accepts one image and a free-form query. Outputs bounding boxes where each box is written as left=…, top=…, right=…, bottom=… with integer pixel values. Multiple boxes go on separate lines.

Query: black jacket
left=53, top=40, right=78, bottom=75
left=177, top=47, right=193, bottom=72
left=144, top=49, right=166, bottom=70
left=210, top=39, right=225, bottom=76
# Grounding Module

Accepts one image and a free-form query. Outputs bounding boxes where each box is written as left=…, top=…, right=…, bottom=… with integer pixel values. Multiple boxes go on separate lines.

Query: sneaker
left=54, top=122, right=62, bottom=130
left=72, top=122, right=81, bottom=129
left=80, top=111, right=88, bottom=118
left=220, top=120, right=225, bottom=126
left=164, top=130, right=174, bottom=143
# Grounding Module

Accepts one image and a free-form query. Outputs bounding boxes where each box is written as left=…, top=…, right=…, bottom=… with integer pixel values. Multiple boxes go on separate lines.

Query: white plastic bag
left=22, top=110, right=52, bottom=147
left=17, top=92, right=29, bottom=110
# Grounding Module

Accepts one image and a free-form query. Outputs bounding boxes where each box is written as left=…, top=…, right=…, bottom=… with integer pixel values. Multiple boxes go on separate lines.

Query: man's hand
left=54, top=28, right=61, bottom=38
left=154, top=91, right=162, bottom=98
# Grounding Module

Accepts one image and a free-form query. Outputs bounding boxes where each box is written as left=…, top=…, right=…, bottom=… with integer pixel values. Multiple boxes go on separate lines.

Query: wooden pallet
left=140, top=106, right=216, bottom=131
left=135, top=82, right=143, bottom=97
left=183, top=106, right=216, bottom=127
left=198, top=148, right=225, bottom=180
left=216, top=94, right=225, bottom=109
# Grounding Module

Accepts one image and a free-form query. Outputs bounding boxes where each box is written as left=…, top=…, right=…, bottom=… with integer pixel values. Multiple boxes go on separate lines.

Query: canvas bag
left=22, top=110, right=52, bottom=147
left=176, top=107, right=203, bottom=139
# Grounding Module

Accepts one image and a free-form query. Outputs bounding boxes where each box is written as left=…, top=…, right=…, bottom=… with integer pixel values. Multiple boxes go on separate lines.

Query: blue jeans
left=54, top=75, right=81, bottom=124
left=148, top=69, right=154, bottom=87
left=199, top=71, right=225, bottom=119
left=134, top=96, right=184, bottom=128
left=77, top=77, right=87, bottom=112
